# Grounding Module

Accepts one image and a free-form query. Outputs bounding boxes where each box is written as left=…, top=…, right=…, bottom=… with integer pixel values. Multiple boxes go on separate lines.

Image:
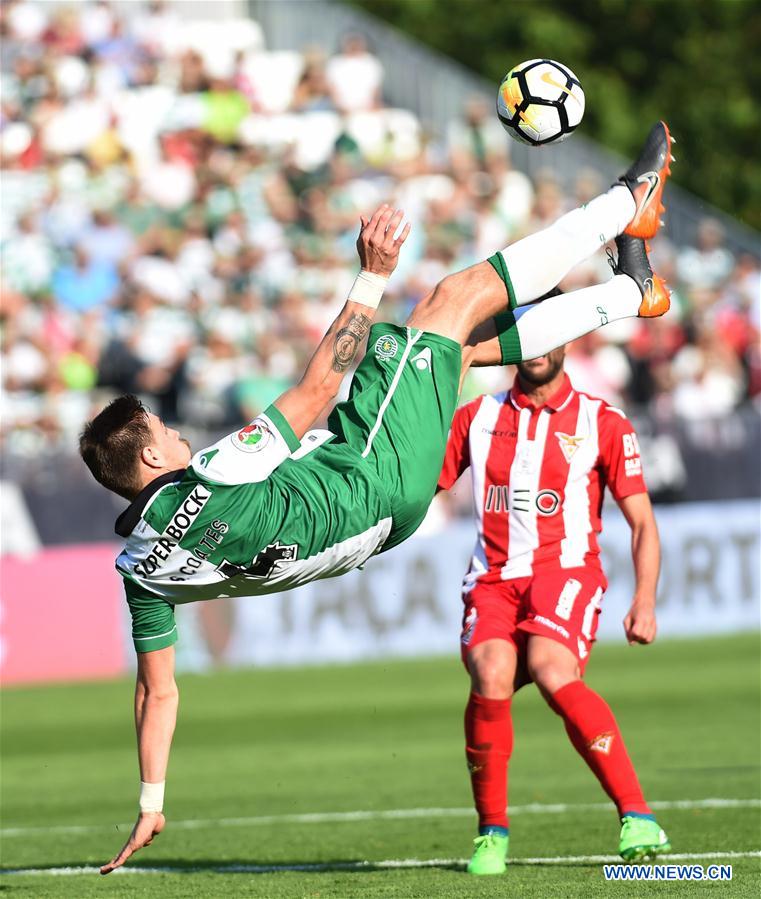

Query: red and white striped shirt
left=438, top=374, right=647, bottom=589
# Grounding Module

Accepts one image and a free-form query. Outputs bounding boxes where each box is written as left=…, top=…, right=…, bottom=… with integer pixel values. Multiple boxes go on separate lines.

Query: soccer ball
left=497, top=59, right=585, bottom=146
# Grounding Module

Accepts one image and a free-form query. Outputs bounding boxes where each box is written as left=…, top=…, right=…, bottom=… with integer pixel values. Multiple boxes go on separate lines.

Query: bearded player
left=80, top=123, right=673, bottom=874
left=438, top=340, right=670, bottom=874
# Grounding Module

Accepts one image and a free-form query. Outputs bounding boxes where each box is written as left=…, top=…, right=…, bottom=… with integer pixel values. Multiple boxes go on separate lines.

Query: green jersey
left=115, top=323, right=462, bottom=653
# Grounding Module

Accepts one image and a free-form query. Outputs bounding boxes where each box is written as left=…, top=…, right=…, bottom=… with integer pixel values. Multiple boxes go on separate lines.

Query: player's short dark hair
left=79, top=395, right=153, bottom=500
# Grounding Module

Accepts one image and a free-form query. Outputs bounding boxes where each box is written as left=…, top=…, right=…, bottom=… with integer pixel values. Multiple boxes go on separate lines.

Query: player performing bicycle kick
left=80, top=122, right=674, bottom=874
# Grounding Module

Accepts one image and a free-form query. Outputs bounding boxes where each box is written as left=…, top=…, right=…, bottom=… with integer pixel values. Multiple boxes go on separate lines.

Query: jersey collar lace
left=114, top=469, right=187, bottom=538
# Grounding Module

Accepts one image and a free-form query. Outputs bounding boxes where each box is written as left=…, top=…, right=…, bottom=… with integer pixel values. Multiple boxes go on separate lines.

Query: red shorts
left=460, top=566, right=608, bottom=672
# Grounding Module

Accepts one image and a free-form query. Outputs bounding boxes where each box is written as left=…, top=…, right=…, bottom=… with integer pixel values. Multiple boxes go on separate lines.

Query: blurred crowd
left=1, top=0, right=759, bottom=457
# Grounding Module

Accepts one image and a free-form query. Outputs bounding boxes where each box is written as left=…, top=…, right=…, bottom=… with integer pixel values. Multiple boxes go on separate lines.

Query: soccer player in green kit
left=81, top=123, right=673, bottom=874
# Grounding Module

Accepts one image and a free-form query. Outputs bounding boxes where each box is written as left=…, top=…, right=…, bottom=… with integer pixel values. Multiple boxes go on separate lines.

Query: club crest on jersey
left=556, top=431, right=586, bottom=463
left=375, top=334, right=398, bottom=361
left=233, top=421, right=271, bottom=453
left=588, top=732, right=614, bottom=755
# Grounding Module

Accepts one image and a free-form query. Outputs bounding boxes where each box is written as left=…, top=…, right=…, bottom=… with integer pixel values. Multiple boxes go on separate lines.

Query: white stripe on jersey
left=501, top=407, right=551, bottom=578
left=361, top=328, right=423, bottom=459
left=559, top=393, right=601, bottom=568
left=463, top=393, right=504, bottom=592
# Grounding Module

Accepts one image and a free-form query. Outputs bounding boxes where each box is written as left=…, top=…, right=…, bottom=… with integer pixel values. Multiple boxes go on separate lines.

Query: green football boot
left=619, top=815, right=671, bottom=861
left=467, top=831, right=509, bottom=875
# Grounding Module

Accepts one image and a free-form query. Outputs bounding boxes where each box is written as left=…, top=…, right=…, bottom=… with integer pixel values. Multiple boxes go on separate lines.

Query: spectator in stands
left=202, top=76, right=249, bottom=144
left=80, top=1, right=116, bottom=50
left=448, top=96, right=510, bottom=174
left=671, top=321, right=745, bottom=419
left=523, top=173, right=568, bottom=235
left=1, top=211, right=54, bottom=294
left=10, top=52, right=49, bottom=113
left=80, top=208, right=134, bottom=266
left=677, top=218, right=734, bottom=290
left=1, top=303, right=49, bottom=394
left=564, top=331, right=632, bottom=407
left=325, top=32, right=383, bottom=112
left=484, top=154, right=534, bottom=238
left=139, top=136, right=197, bottom=210
left=130, top=0, right=179, bottom=60
left=52, top=245, right=119, bottom=313
left=5, top=0, right=49, bottom=45
left=92, top=14, right=143, bottom=85
left=0, top=0, right=756, bottom=464
left=291, top=54, right=335, bottom=112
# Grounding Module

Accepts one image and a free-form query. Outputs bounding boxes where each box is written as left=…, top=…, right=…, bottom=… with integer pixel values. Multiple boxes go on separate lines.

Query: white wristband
left=348, top=270, right=388, bottom=309
left=139, top=780, right=165, bottom=813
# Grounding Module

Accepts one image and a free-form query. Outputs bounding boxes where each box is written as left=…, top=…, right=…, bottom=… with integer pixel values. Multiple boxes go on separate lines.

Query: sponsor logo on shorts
left=375, top=334, right=398, bottom=361
left=588, top=732, right=614, bottom=755
left=533, top=615, right=570, bottom=640
left=461, top=606, right=478, bottom=645
left=577, top=636, right=589, bottom=660
left=233, top=421, right=271, bottom=453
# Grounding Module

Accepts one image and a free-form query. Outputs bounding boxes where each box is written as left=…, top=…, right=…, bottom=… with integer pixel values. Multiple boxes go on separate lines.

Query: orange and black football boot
left=619, top=121, right=674, bottom=240
left=614, top=234, right=671, bottom=318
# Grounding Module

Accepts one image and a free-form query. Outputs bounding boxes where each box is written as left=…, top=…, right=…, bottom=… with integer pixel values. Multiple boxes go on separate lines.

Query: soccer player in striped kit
left=438, top=343, right=671, bottom=874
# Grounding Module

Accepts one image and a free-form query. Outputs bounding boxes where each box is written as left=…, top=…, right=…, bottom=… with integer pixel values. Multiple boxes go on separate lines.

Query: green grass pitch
left=2, top=634, right=759, bottom=897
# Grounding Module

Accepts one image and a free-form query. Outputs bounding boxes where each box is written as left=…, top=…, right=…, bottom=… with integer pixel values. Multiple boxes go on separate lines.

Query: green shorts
left=328, top=323, right=461, bottom=550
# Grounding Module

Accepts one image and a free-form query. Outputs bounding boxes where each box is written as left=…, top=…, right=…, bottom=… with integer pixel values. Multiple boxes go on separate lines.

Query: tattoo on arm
left=332, top=313, right=372, bottom=373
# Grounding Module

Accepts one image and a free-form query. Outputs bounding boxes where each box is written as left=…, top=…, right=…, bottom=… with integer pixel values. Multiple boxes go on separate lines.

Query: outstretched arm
left=274, top=205, right=410, bottom=439
left=618, top=492, right=661, bottom=645
left=100, top=646, right=178, bottom=875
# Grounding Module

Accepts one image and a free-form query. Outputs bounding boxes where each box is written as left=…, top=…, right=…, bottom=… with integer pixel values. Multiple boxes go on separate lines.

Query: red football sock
left=549, top=681, right=651, bottom=817
left=464, top=691, right=513, bottom=830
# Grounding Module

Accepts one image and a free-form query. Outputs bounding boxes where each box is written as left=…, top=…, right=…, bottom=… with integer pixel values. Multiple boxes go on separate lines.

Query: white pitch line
left=2, top=851, right=760, bottom=877
left=2, top=798, right=759, bottom=839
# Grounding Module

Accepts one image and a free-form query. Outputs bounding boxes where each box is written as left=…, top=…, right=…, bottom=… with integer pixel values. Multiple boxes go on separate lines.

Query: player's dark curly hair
left=79, top=395, right=153, bottom=500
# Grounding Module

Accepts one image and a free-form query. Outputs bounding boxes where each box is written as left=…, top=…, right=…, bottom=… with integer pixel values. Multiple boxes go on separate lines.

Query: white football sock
left=501, top=185, right=636, bottom=306
left=504, top=275, right=641, bottom=362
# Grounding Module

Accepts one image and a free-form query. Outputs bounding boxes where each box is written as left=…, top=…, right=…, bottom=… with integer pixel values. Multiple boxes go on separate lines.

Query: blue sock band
left=478, top=825, right=509, bottom=837
left=622, top=811, right=656, bottom=821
